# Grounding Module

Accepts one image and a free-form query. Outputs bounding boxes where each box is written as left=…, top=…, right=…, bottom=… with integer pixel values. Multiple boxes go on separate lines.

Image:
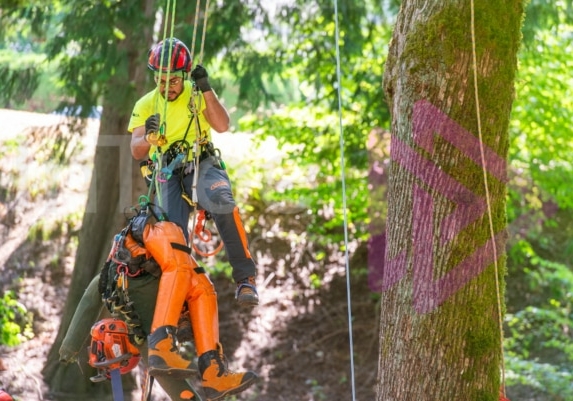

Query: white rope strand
left=198, top=0, right=211, bottom=65
left=332, top=0, right=356, bottom=400
left=190, top=0, right=202, bottom=64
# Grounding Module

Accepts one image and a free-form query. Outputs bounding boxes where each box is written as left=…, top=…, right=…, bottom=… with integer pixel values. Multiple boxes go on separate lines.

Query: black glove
left=191, top=65, right=212, bottom=92
left=145, top=113, right=160, bottom=135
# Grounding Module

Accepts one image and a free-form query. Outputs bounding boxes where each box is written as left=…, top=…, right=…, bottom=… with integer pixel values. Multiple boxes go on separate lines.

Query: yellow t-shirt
left=127, top=80, right=211, bottom=159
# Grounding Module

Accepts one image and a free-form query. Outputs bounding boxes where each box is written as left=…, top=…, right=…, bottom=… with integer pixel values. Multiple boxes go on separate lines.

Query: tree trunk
left=42, top=3, right=154, bottom=397
left=376, top=1, right=524, bottom=400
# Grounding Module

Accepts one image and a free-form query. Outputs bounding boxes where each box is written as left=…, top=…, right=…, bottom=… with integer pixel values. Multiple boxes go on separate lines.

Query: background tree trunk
left=377, top=1, right=524, bottom=399
left=42, top=4, right=154, bottom=396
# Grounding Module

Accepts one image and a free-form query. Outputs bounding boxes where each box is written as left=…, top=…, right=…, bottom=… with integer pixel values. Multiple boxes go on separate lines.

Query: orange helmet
left=88, top=318, right=141, bottom=378
left=147, top=37, right=192, bottom=73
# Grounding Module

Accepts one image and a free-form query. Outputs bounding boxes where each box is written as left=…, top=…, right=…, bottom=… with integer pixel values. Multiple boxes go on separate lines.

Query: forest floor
left=0, top=109, right=378, bottom=401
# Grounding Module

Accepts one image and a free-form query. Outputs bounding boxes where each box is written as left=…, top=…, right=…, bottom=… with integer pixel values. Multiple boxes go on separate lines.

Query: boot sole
left=148, top=367, right=198, bottom=379
left=236, top=295, right=259, bottom=307
left=204, top=374, right=258, bottom=401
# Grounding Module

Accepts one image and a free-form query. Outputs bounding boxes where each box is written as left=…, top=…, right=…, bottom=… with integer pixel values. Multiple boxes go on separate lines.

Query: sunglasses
left=155, top=76, right=183, bottom=87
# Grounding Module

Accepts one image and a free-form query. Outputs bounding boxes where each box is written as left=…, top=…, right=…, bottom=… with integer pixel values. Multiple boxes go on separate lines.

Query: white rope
left=189, top=0, right=211, bottom=207
left=188, top=0, right=212, bottom=257
left=470, top=0, right=506, bottom=396
left=332, top=0, right=356, bottom=400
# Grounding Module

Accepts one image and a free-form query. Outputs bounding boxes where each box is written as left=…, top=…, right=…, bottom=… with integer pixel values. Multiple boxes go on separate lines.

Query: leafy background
left=0, top=0, right=572, bottom=400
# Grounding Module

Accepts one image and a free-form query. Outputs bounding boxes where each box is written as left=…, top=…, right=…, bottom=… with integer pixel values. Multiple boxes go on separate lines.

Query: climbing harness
left=98, top=219, right=154, bottom=346
left=160, top=140, right=191, bottom=181
left=470, top=1, right=509, bottom=400
left=139, top=137, right=225, bottom=258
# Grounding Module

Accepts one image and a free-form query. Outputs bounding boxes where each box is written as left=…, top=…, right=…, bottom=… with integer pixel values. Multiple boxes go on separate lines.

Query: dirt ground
left=0, top=109, right=378, bottom=401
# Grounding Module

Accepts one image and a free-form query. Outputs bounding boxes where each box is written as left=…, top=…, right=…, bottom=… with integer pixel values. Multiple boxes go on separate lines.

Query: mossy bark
left=377, top=1, right=525, bottom=400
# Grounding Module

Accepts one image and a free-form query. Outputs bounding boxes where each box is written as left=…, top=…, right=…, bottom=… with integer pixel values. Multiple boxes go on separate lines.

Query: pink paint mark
left=367, top=233, right=386, bottom=292
left=412, top=99, right=507, bottom=183
left=412, top=185, right=505, bottom=313
left=370, top=100, right=507, bottom=312
left=390, top=136, right=488, bottom=243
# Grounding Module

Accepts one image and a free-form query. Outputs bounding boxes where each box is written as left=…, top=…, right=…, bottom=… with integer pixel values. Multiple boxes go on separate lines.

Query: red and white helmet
left=147, top=37, right=192, bottom=73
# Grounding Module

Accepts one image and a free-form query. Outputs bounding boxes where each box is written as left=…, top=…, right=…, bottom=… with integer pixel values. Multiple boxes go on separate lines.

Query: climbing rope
left=190, top=0, right=210, bottom=66
left=185, top=0, right=224, bottom=259
left=470, top=1, right=507, bottom=398
left=189, top=0, right=211, bottom=206
left=148, top=0, right=179, bottom=211
left=158, top=0, right=177, bottom=114
left=332, top=0, right=356, bottom=400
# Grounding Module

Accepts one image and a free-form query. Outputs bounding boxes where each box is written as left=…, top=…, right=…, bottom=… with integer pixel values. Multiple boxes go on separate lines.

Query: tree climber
left=128, top=37, right=259, bottom=308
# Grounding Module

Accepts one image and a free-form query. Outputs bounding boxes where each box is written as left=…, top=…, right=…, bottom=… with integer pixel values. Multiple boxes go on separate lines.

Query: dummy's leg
left=186, top=267, right=258, bottom=400
left=59, top=275, right=105, bottom=363
left=143, top=221, right=196, bottom=378
left=125, top=262, right=202, bottom=400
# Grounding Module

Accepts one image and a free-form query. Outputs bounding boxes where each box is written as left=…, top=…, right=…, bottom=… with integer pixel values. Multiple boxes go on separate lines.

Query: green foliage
left=0, top=291, right=33, bottom=346
left=306, top=378, right=328, bottom=401
left=510, top=3, right=573, bottom=210
left=0, top=49, right=45, bottom=107
left=203, top=260, right=233, bottom=281
left=505, top=239, right=573, bottom=398
left=0, top=2, right=60, bottom=108
left=43, top=0, right=148, bottom=116
left=504, top=12, right=573, bottom=397
left=237, top=1, right=392, bottom=246
left=506, top=356, right=573, bottom=399
left=240, top=105, right=370, bottom=245
left=521, top=0, right=573, bottom=45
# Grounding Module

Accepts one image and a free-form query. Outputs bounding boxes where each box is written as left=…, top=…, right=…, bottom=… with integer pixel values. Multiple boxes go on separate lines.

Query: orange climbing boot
left=144, top=221, right=198, bottom=378
left=236, top=276, right=259, bottom=307
left=147, top=326, right=197, bottom=378
left=198, top=344, right=258, bottom=401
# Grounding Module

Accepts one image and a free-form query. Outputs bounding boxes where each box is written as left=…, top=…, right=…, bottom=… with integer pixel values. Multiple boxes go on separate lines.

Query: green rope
left=149, top=0, right=178, bottom=212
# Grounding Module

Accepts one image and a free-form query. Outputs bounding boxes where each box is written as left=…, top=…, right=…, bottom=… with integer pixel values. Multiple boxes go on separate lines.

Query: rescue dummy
left=130, top=219, right=258, bottom=399
left=60, top=213, right=257, bottom=401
